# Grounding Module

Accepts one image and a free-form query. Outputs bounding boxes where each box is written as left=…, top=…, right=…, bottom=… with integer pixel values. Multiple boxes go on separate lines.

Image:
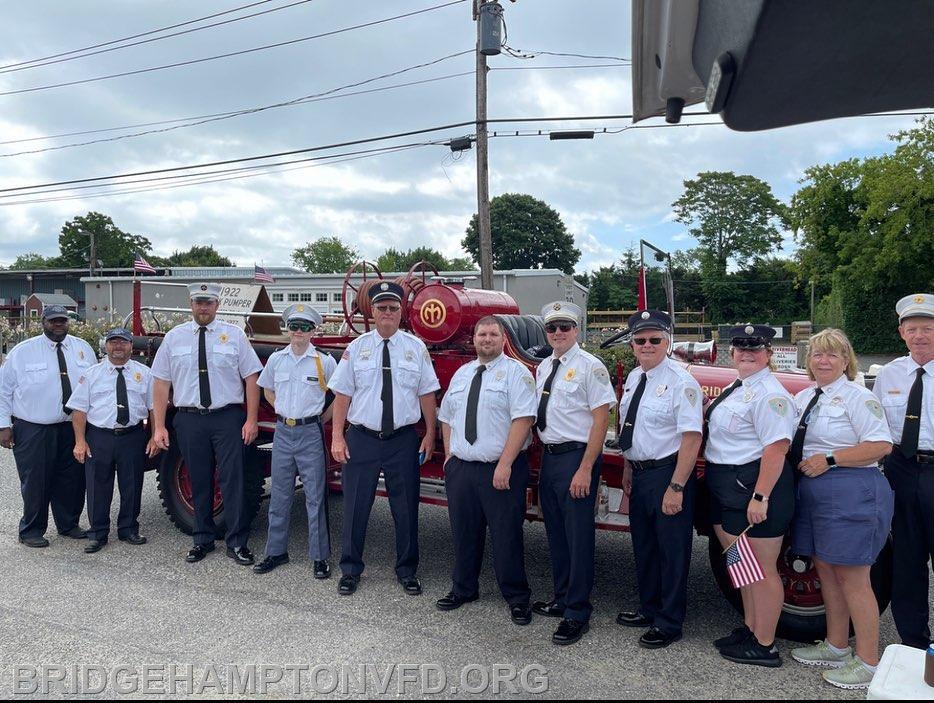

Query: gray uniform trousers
left=264, top=420, right=330, bottom=560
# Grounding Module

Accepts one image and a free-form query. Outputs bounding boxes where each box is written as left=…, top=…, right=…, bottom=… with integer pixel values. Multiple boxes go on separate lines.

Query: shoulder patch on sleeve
left=767, top=396, right=789, bottom=417
left=593, top=367, right=609, bottom=383
left=684, top=387, right=698, bottom=407
left=522, top=374, right=535, bottom=391
left=78, top=376, right=85, bottom=384
left=341, top=350, right=350, bottom=360
left=865, top=399, right=883, bottom=419
left=424, top=349, right=431, bottom=363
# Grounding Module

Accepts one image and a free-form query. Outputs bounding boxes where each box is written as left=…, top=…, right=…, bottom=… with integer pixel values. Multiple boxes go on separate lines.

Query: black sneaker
left=719, top=636, right=782, bottom=668
left=714, top=625, right=752, bottom=650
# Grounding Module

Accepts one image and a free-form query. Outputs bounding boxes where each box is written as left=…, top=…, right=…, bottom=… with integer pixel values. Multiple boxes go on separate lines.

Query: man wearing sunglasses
left=616, top=310, right=703, bottom=649
left=532, top=300, right=616, bottom=645
left=253, top=304, right=337, bottom=579
left=328, top=281, right=440, bottom=596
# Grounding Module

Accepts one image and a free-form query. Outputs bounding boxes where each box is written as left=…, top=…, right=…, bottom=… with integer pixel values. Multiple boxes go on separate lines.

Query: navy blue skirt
left=792, top=466, right=894, bottom=566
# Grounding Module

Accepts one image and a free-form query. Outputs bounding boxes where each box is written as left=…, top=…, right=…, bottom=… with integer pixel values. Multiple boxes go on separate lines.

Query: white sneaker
left=790, top=640, right=852, bottom=667
left=822, top=656, right=874, bottom=690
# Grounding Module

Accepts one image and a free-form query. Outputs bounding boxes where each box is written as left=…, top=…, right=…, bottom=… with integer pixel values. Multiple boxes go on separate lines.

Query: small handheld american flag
left=725, top=530, right=765, bottom=588
left=133, top=253, right=156, bottom=274
left=254, top=264, right=274, bottom=283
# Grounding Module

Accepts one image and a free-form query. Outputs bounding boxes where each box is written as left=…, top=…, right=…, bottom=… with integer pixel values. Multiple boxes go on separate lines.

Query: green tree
left=156, top=245, right=233, bottom=267
left=462, top=193, right=581, bottom=274
left=292, top=236, right=359, bottom=273
left=9, top=252, right=61, bottom=269
left=377, top=246, right=447, bottom=272
left=58, top=212, right=152, bottom=268
left=446, top=256, right=475, bottom=271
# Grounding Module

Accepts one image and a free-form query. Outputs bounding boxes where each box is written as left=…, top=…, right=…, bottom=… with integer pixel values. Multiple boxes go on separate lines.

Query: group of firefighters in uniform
left=1, top=280, right=932, bottom=685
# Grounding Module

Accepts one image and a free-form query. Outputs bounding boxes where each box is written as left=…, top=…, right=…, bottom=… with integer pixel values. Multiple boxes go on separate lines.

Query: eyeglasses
left=287, top=322, right=314, bottom=332
left=545, top=322, right=575, bottom=333
left=375, top=304, right=401, bottom=314
left=632, top=337, right=664, bottom=346
left=732, top=338, right=767, bottom=349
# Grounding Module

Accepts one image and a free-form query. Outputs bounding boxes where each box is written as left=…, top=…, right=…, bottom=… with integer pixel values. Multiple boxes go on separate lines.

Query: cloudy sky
left=0, top=0, right=920, bottom=272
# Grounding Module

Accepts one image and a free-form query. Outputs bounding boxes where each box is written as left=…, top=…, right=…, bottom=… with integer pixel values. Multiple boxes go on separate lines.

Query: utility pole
left=474, top=1, right=493, bottom=289
left=81, top=228, right=97, bottom=278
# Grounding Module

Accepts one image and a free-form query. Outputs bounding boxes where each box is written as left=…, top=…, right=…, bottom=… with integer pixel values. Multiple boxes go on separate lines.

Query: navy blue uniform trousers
left=539, top=448, right=602, bottom=623
left=85, top=424, right=147, bottom=541
left=445, top=452, right=531, bottom=606
left=629, top=461, right=695, bottom=636
left=172, top=405, right=249, bottom=549
left=12, top=419, right=85, bottom=539
left=886, top=447, right=934, bottom=649
left=340, top=425, right=420, bottom=578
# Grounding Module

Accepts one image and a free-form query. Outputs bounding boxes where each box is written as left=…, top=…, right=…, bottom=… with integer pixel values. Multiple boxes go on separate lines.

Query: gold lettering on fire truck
left=419, top=298, right=447, bottom=328
left=701, top=385, right=723, bottom=398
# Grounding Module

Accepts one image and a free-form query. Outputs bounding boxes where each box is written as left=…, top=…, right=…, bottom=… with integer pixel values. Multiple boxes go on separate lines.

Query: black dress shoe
left=252, top=553, right=289, bottom=574
left=639, top=626, right=682, bottom=649
left=435, top=592, right=479, bottom=611
left=532, top=599, right=565, bottom=618
left=552, top=618, right=589, bottom=646
left=18, top=536, right=50, bottom=548
left=338, top=574, right=360, bottom=595
left=399, top=576, right=422, bottom=596
left=59, top=527, right=87, bottom=539
left=313, top=560, right=331, bottom=579
left=226, top=546, right=255, bottom=566
left=616, top=610, right=653, bottom=628
left=84, top=539, right=107, bottom=554
left=118, top=533, right=147, bottom=546
left=510, top=603, right=533, bottom=626
left=185, top=543, right=215, bottom=563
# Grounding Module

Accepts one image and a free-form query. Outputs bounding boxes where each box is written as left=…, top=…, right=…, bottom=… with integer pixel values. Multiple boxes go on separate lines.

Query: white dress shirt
left=258, top=343, right=337, bottom=419
left=150, top=319, right=262, bottom=409
left=705, top=366, right=797, bottom=465
left=0, top=333, right=96, bottom=426
left=795, top=374, right=892, bottom=466
left=439, top=353, right=537, bottom=462
left=619, top=356, right=704, bottom=462
left=535, top=343, right=617, bottom=445
left=872, top=355, right=933, bottom=451
left=328, top=329, right=441, bottom=431
left=66, top=358, right=153, bottom=429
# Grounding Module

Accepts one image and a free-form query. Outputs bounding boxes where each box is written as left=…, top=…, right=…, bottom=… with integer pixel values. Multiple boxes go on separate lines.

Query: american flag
left=133, top=253, right=156, bottom=274
left=725, top=532, right=765, bottom=588
left=254, top=264, right=274, bottom=283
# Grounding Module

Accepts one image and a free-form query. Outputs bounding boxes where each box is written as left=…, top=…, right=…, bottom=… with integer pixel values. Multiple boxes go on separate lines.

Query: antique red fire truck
left=129, top=261, right=892, bottom=643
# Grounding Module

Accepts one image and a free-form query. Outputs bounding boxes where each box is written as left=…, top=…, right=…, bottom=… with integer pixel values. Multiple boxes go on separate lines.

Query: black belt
left=629, top=452, right=679, bottom=471
left=543, top=441, right=588, bottom=455
left=176, top=403, right=238, bottom=415
left=352, top=424, right=415, bottom=440
left=90, top=422, right=144, bottom=436
left=277, top=414, right=320, bottom=427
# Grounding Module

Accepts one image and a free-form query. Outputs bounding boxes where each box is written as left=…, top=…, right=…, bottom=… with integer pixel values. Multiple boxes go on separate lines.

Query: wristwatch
left=825, top=452, right=837, bottom=467
left=668, top=481, right=684, bottom=493
left=752, top=492, right=768, bottom=503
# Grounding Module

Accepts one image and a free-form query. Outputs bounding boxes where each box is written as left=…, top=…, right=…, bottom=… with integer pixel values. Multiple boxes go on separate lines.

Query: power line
left=0, top=0, right=468, bottom=97
left=0, top=0, right=318, bottom=75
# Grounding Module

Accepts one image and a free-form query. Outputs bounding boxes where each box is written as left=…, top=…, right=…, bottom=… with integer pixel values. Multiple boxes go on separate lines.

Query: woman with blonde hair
left=789, top=328, right=893, bottom=690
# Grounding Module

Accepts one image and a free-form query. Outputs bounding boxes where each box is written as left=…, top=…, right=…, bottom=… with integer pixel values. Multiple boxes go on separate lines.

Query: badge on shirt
left=887, top=390, right=901, bottom=395
left=865, top=399, right=884, bottom=419
left=830, top=396, right=843, bottom=406
left=564, top=368, right=576, bottom=381
left=495, top=370, right=505, bottom=381
left=655, top=384, right=668, bottom=397
left=743, top=391, right=755, bottom=403
left=219, top=333, right=229, bottom=344
left=684, top=387, right=698, bottom=407
left=405, top=350, right=414, bottom=362
left=360, top=348, right=371, bottom=361
left=134, top=372, right=142, bottom=383
left=767, top=397, right=789, bottom=417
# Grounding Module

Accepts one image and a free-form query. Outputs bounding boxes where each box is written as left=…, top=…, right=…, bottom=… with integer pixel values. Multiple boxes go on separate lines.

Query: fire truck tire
left=707, top=535, right=893, bottom=643
left=156, top=438, right=265, bottom=539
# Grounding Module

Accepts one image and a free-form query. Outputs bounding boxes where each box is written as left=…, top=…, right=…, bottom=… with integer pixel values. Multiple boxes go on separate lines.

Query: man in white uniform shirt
left=532, top=300, right=617, bottom=646
left=68, top=328, right=160, bottom=553
left=0, top=304, right=95, bottom=547
left=872, top=293, right=934, bottom=649
left=150, top=283, right=263, bottom=565
left=436, top=316, right=537, bottom=625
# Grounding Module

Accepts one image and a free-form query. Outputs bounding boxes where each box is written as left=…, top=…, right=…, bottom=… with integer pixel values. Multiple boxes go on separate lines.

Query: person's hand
left=798, top=453, right=831, bottom=478
left=662, top=488, right=683, bottom=516
left=622, top=464, right=633, bottom=496
left=418, top=435, right=434, bottom=465
left=0, top=427, right=13, bottom=449
left=493, top=462, right=512, bottom=490
left=241, top=418, right=258, bottom=445
left=73, top=440, right=91, bottom=463
left=153, top=427, right=170, bottom=451
left=569, top=466, right=593, bottom=499
left=747, top=498, right=769, bottom=525
left=331, top=433, right=350, bottom=463
left=146, top=438, right=161, bottom=458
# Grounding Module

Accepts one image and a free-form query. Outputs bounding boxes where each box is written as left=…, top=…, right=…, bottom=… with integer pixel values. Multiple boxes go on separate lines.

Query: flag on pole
left=725, top=531, right=765, bottom=588
left=133, top=253, right=156, bottom=274
left=254, top=264, right=274, bottom=283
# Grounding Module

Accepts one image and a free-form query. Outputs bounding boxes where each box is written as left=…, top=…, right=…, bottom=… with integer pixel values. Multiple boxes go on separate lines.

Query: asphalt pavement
left=0, top=448, right=917, bottom=699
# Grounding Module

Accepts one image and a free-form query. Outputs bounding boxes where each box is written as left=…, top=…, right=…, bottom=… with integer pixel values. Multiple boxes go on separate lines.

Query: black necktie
left=464, top=364, right=486, bottom=445
left=536, top=358, right=561, bottom=432
left=56, top=342, right=72, bottom=415
left=198, top=326, right=212, bottom=409
left=618, top=373, right=647, bottom=451
left=381, top=339, right=394, bottom=434
left=703, top=379, right=742, bottom=444
left=788, top=388, right=823, bottom=467
left=115, top=367, right=130, bottom=426
left=901, top=367, right=926, bottom=458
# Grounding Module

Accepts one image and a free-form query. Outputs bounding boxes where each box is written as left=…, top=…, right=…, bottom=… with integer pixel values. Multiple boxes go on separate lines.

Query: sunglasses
left=632, top=336, right=664, bottom=346
left=732, top=338, right=767, bottom=349
left=375, top=304, right=401, bottom=314
left=545, top=322, right=575, bottom=333
left=287, top=322, right=314, bottom=332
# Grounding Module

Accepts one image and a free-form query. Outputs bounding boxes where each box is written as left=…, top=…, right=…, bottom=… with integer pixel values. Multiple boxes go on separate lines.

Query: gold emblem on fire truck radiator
left=419, top=299, right=447, bottom=328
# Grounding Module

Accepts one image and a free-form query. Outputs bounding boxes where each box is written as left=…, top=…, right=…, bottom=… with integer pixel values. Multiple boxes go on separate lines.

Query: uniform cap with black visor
left=282, top=303, right=322, bottom=333
left=627, top=309, right=672, bottom=346
left=728, top=324, right=777, bottom=350
left=369, top=281, right=405, bottom=310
